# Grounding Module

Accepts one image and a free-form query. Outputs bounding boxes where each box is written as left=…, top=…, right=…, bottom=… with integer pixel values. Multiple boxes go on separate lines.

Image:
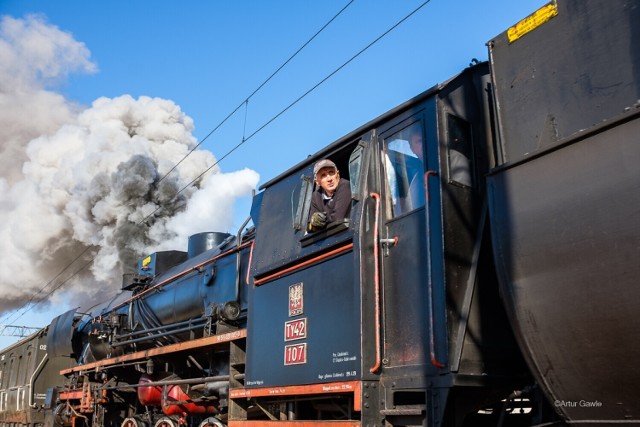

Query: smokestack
left=187, top=232, right=232, bottom=258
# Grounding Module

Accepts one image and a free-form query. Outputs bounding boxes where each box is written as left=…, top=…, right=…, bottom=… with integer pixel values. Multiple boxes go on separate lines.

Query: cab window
left=383, top=122, right=426, bottom=217
left=294, top=140, right=367, bottom=238
left=446, top=114, right=473, bottom=188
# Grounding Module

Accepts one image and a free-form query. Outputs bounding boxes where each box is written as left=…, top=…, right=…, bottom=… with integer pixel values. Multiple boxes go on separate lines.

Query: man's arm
left=307, top=191, right=326, bottom=232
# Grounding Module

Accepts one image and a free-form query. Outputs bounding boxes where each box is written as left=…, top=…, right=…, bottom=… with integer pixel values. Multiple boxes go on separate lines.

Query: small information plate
left=284, top=343, right=307, bottom=365
left=284, top=318, right=307, bottom=341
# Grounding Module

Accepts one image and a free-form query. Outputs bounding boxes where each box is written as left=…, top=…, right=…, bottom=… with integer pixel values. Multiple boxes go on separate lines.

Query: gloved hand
left=308, top=212, right=327, bottom=230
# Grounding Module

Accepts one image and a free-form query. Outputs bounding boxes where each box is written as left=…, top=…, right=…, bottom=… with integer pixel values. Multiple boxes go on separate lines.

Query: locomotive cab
left=239, top=62, right=530, bottom=426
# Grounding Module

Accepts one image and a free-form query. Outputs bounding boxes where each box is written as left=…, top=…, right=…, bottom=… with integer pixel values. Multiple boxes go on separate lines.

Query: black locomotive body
left=3, top=1, right=639, bottom=426
left=240, top=58, right=531, bottom=425
left=43, top=230, right=254, bottom=427
left=487, top=0, right=640, bottom=420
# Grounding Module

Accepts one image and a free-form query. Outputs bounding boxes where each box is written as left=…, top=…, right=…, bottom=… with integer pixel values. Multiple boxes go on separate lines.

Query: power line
left=151, top=0, right=435, bottom=211
left=3, top=0, right=432, bottom=324
left=2, top=256, right=95, bottom=327
left=141, top=0, right=433, bottom=224
left=155, top=0, right=355, bottom=187
left=0, top=246, right=94, bottom=326
left=246, top=0, right=433, bottom=141
left=0, top=1, right=354, bottom=326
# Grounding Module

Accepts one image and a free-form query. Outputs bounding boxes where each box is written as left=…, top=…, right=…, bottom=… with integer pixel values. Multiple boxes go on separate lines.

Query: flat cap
left=313, top=159, right=337, bottom=176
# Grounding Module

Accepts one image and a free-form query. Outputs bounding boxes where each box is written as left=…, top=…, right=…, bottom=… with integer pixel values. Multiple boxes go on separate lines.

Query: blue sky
left=2, top=0, right=546, bottom=183
left=0, top=0, right=545, bottom=348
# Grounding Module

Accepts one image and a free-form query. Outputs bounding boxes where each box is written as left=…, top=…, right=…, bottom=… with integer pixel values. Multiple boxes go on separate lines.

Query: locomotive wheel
left=154, top=417, right=179, bottom=427
left=198, top=417, right=225, bottom=427
left=122, top=418, right=146, bottom=427
left=54, top=403, right=72, bottom=427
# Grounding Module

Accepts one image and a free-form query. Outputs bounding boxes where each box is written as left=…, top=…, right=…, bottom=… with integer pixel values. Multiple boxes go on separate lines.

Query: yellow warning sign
left=507, top=2, right=558, bottom=43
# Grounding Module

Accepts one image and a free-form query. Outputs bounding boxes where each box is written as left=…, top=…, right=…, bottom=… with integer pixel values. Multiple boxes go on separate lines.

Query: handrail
left=236, top=215, right=252, bottom=301
left=245, top=241, right=255, bottom=285
left=369, top=193, right=382, bottom=373
left=29, top=353, right=48, bottom=408
left=424, top=170, right=445, bottom=368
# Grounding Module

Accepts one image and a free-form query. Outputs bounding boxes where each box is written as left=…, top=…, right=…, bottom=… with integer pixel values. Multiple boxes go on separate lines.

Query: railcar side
left=0, top=329, right=74, bottom=427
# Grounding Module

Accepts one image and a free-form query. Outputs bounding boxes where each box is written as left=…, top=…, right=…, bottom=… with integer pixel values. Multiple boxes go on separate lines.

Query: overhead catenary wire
left=155, top=0, right=355, bottom=186
left=2, top=0, right=432, bottom=325
left=0, top=1, right=354, bottom=328
left=0, top=247, right=95, bottom=326
left=1, top=256, right=96, bottom=327
left=140, top=0, right=433, bottom=224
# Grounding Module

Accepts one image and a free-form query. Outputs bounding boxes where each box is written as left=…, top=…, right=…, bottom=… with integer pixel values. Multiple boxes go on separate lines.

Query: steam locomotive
left=2, top=1, right=639, bottom=426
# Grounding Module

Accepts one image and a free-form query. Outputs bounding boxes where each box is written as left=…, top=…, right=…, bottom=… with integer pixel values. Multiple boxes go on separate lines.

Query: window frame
left=379, top=115, right=428, bottom=221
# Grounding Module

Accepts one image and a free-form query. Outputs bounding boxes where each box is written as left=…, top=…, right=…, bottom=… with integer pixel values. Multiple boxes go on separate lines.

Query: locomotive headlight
left=221, top=301, right=241, bottom=322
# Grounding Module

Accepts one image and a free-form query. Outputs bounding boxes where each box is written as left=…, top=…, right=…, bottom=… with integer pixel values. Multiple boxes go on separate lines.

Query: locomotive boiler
left=1, top=1, right=639, bottom=426
left=44, top=229, right=254, bottom=427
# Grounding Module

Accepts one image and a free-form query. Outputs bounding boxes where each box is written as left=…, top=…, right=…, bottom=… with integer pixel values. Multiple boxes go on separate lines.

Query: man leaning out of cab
left=307, top=159, right=351, bottom=232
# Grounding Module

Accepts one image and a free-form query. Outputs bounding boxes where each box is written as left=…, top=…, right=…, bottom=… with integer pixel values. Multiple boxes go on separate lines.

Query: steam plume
left=0, top=15, right=259, bottom=316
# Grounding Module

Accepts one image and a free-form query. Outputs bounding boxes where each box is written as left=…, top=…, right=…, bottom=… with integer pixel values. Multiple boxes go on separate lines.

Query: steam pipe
left=111, top=321, right=207, bottom=347
left=132, top=300, right=170, bottom=346
left=117, top=318, right=202, bottom=340
left=136, top=298, right=179, bottom=345
left=99, top=375, right=230, bottom=391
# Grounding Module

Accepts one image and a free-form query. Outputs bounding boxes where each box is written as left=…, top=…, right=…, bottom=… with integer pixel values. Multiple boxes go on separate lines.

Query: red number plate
left=284, top=318, right=307, bottom=341
left=284, top=343, right=307, bottom=365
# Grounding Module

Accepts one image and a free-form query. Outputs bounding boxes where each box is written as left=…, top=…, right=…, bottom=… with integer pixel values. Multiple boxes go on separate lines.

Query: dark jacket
left=308, top=178, right=351, bottom=226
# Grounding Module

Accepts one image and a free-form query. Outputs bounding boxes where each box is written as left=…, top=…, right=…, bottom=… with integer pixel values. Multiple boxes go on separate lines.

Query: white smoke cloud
left=0, top=15, right=259, bottom=316
left=0, top=14, right=94, bottom=184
